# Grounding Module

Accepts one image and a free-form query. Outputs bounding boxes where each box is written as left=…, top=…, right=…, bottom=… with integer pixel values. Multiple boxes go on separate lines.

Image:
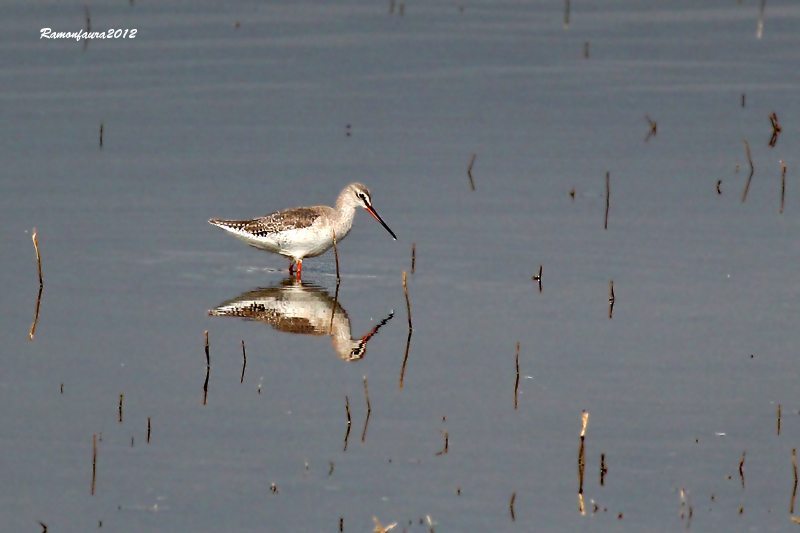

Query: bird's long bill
left=365, top=205, right=397, bottom=240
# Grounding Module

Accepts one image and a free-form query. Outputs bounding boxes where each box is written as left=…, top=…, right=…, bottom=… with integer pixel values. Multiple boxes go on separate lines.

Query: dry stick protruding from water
left=791, top=448, right=798, bottom=514
left=532, top=264, right=542, bottom=292
left=240, top=340, right=247, bottom=383
left=600, top=453, right=607, bottom=486
left=608, top=281, right=615, bottom=318
left=118, top=394, right=123, bottom=423
left=578, top=411, right=589, bottom=514
left=514, top=342, right=520, bottom=410
left=361, top=376, right=371, bottom=442
left=30, top=229, right=44, bottom=340
left=203, top=331, right=210, bottom=406
left=604, top=171, right=610, bottom=229
left=33, top=228, right=43, bottom=287
left=411, top=242, right=416, bottom=274
left=563, top=0, right=570, bottom=28
left=38, top=522, right=47, bottom=533
left=770, top=112, right=782, bottom=147
left=778, top=404, right=782, bottom=434
left=399, top=271, right=413, bottom=388
left=780, top=161, right=787, bottom=214
left=717, top=180, right=722, bottom=195
left=467, top=153, right=476, bottom=191
left=343, top=396, right=351, bottom=451
left=739, top=451, right=746, bottom=488
left=339, top=517, right=343, bottom=532
left=99, top=122, right=103, bottom=149
left=644, top=115, right=657, bottom=142
left=509, top=492, right=516, bottom=521
left=91, top=434, right=97, bottom=495
left=741, top=139, right=755, bottom=202
left=742, top=93, right=746, bottom=107
left=147, top=417, right=151, bottom=443
left=83, top=5, right=91, bottom=51
left=436, top=429, right=449, bottom=456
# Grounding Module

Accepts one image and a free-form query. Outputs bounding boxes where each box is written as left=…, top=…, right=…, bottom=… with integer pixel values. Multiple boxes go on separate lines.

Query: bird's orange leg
left=297, top=259, right=303, bottom=280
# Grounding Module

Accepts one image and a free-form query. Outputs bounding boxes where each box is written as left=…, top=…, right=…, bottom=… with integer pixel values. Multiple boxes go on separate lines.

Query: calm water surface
left=2, top=1, right=800, bottom=531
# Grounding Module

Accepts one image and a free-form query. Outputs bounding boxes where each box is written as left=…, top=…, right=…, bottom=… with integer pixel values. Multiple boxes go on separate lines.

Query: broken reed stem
left=343, top=396, right=351, bottom=451
left=778, top=403, right=782, bottom=434
left=600, top=453, right=607, bottom=486
left=510, top=492, right=516, bottom=521
left=118, top=394, right=123, bottom=423
left=203, top=331, right=210, bottom=405
left=741, top=138, right=755, bottom=202
left=32, top=229, right=43, bottom=287
left=147, top=417, right=151, bottom=443
left=514, top=342, right=520, bottom=410
left=91, top=434, right=97, bottom=495
left=436, top=430, right=449, bottom=455
left=399, top=327, right=412, bottom=389
left=30, top=285, right=43, bottom=341
left=411, top=242, right=416, bottom=274
left=739, top=451, right=746, bottom=488
left=29, top=229, right=44, bottom=340
left=792, top=448, right=798, bottom=513
left=467, top=153, right=476, bottom=191
left=240, top=340, right=247, bottom=383
left=780, top=161, right=787, bottom=214
left=361, top=376, right=371, bottom=442
left=332, top=229, right=340, bottom=283
left=399, top=270, right=413, bottom=389
left=608, top=280, right=615, bottom=318
left=99, top=122, right=103, bottom=149
left=578, top=410, right=588, bottom=508
left=403, top=271, right=412, bottom=330
left=83, top=5, right=91, bottom=50
left=604, top=171, right=610, bottom=229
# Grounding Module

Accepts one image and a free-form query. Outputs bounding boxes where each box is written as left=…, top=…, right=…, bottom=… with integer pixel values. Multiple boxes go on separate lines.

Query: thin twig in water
left=608, top=280, right=615, bottom=318
left=411, top=242, right=416, bottom=274
left=240, top=340, right=247, bottom=383
left=467, top=153, right=476, bottom=191
left=791, top=448, right=798, bottom=514
left=343, top=396, right=351, bottom=451
left=604, top=171, right=610, bottom=229
left=644, top=115, right=657, bottom=142
left=780, top=161, right=787, bottom=214
left=203, top=331, right=210, bottom=405
left=400, top=271, right=413, bottom=388
left=118, top=394, right=123, bottom=423
left=99, top=122, right=103, bottom=149
left=83, top=5, right=91, bottom=50
left=769, top=112, right=782, bottom=147
left=739, top=451, right=746, bottom=488
left=563, top=0, right=569, bottom=28
left=532, top=265, right=542, bottom=292
left=91, top=434, right=97, bottom=495
left=741, top=139, right=755, bottom=202
left=361, top=376, right=371, bottom=442
left=30, top=229, right=44, bottom=340
left=514, top=342, right=520, bottom=410
left=510, top=492, right=516, bottom=521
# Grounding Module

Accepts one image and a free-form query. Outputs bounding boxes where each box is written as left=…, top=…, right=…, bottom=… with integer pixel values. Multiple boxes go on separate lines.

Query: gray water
left=2, top=1, right=800, bottom=531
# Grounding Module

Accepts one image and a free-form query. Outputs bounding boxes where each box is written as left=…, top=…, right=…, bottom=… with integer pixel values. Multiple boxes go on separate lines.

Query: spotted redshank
left=209, top=183, right=396, bottom=278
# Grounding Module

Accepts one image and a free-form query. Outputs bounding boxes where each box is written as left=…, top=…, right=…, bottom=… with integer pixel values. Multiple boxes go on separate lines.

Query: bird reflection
left=208, top=278, right=393, bottom=361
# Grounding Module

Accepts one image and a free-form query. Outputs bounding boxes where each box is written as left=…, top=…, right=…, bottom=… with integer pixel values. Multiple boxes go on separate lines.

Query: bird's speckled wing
left=213, top=207, right=322, bottom=236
